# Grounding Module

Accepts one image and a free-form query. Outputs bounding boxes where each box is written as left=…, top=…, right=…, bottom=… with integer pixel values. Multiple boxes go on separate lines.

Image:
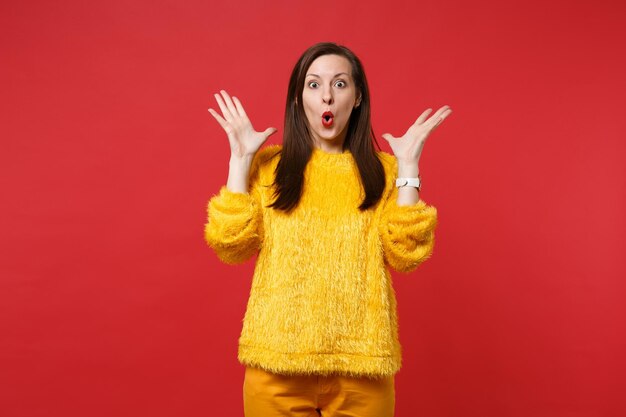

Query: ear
left=355, top=95, right=361, bottom=108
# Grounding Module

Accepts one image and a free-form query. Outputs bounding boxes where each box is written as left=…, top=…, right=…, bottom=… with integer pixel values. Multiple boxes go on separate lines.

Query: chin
left=309, top=121, right=348, bottom=143
left=317, top=134, right=342, bottom=142
left=320, top=127, right=347, bottom=140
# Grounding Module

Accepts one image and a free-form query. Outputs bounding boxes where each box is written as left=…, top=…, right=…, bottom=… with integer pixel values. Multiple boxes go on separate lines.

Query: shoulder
left=375, top=150, right=398, bottom=176
left=374, top=151, right=399, bottom=196
left=253, top=144, right=282, bottom=168
left=256, top=143, right=283, bottom=161
left=251, top=143, right=282, bottom=168
left=250, top=144, right=282, bottom=183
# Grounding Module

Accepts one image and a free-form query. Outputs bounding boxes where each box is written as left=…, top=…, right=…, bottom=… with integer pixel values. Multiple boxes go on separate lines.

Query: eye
left=335, top=80, right=346, bottom=88
left=308, top=81, right=319, bottom=88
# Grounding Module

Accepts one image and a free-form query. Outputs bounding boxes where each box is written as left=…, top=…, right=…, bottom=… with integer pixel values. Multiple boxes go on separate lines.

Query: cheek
left=339, top=106, right=354, bottom=122
left=304, top=108, right=316, bottom=124
left=302, top=108, right=318, bottom=128
left=340, top=97, right=356, bottom=115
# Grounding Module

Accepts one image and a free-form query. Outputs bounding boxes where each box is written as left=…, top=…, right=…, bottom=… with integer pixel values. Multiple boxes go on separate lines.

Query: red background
left=1, top=0, right=625, bottom=416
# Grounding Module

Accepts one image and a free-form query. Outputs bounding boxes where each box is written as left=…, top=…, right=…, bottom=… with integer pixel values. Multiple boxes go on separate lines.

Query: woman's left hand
left=381, top=105, right=452, bottom=165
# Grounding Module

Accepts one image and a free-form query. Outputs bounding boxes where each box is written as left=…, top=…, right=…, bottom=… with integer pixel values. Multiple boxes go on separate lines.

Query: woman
left=205, top=42, right=452, bottom=417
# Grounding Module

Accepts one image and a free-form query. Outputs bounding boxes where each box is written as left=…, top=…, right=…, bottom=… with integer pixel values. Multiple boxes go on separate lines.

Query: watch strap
left=396, top=176, right=421, bottom=190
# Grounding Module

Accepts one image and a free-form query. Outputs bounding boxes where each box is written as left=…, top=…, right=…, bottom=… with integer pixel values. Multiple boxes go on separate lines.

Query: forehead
left=306, top=54, right=352, bottom=78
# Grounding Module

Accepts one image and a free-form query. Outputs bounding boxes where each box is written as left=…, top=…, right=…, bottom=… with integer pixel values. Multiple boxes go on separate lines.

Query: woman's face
left=301, top=54, right=360, bottom=148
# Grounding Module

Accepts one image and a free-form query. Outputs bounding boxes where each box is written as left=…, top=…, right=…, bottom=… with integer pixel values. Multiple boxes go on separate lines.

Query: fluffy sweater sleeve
left=203, top=150, right=268, bottom=265
left=377, top=156, right=438, bottom=273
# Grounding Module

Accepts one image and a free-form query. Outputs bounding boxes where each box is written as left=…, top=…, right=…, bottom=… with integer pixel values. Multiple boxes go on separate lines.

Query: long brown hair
left=267, top=42, right=386, bottom=213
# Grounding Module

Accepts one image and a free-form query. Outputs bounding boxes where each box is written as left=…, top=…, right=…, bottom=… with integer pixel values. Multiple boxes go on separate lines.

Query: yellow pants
left=243, top=366, right=395, bottom=417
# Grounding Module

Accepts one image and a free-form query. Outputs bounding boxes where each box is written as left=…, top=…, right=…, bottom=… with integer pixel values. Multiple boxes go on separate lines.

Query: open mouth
left=322, top=111, right=334, bottom=127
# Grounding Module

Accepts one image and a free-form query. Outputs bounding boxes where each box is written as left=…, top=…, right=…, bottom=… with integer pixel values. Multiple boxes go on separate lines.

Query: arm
left=382, top=106, right=452, bottom=206
left=378, top=157, right=438, bottom=273
left=378, top=104, right=451, bottom=272
left=204, top=90, right=278, bottom=265
left=204, top=152, right=266, bottom=265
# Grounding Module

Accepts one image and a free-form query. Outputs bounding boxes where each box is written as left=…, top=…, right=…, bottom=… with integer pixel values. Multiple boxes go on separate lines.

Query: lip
left=322, top=111, right=334, bottom=127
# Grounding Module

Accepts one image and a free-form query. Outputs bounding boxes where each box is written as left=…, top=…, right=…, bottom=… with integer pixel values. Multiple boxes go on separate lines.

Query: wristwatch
left=395, top=176, right=421, bottom=191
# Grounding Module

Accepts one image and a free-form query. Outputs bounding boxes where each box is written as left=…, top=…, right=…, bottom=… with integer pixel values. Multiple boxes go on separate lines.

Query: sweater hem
left=238, top=343, right=401, bottom=379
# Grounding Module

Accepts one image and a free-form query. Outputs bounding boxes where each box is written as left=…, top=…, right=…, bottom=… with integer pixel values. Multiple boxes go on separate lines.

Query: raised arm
left=382, top=106, right=452, bottom=206
left=378, top=104, right=451, bottom=272
left=204, top=90, right=278, bottom=265
left=204, top=152, right=266, bottom=265
left=378, top=156, right=438, bottom=273
left=207, top=90, right=275, bottom=190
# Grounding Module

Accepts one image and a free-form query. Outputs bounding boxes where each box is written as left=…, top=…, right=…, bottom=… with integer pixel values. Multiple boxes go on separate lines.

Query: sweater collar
left=310, top=146, right=354, bottom=169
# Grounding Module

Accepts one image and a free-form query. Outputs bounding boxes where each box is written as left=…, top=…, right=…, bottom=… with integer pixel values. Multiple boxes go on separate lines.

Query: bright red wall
left=1, top=1, right=624, bottom=416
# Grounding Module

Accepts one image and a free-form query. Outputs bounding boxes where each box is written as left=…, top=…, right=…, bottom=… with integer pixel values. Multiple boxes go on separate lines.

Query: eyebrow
left=305, top=72, right=350, bottom=78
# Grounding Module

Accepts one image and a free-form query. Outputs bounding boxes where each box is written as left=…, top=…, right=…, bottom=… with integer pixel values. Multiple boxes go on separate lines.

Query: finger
left=381, top=133, right=394, bottom=143
left=431, top=108, right=452, bottom=128
left=208, top=108, right=230, bottom=131
left=220, top=90, right=240, bottom=119
left=214, top=93, right=234, bottom=123
left=232, top=96, right=250, bottom=121
left=263, top=127, right=278, bottom=138
left=426, top=106, right=452, bottom=126
left=415, top=108, right=432, bottom=125
left=432, top=105, right=451, bottom=120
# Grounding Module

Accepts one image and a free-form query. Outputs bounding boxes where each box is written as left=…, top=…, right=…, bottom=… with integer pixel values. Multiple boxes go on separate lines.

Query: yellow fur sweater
left=204, top=144, right=438, bottom=379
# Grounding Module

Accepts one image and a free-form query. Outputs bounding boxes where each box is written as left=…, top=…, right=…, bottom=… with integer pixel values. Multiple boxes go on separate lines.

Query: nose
left=322, top=86, right=333, bottom=105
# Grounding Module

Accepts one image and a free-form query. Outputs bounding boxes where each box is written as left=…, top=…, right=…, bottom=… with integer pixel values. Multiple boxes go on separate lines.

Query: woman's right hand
left=208, top=90, right=277, bottom=160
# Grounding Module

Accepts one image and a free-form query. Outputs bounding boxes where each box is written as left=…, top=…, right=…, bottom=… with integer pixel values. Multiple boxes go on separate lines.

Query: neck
left=312, top=124, right=349, bottom=154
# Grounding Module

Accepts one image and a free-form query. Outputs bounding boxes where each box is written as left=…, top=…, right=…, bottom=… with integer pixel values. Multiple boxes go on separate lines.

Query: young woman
left=205, top=42, right=452, bottom=417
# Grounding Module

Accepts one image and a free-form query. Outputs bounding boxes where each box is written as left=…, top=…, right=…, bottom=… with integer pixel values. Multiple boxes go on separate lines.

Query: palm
left=208, top=90, right=277, bottom=158
left=382, top=105, right=452, bottom=163
left=226, top=120, right=268, bottom=158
